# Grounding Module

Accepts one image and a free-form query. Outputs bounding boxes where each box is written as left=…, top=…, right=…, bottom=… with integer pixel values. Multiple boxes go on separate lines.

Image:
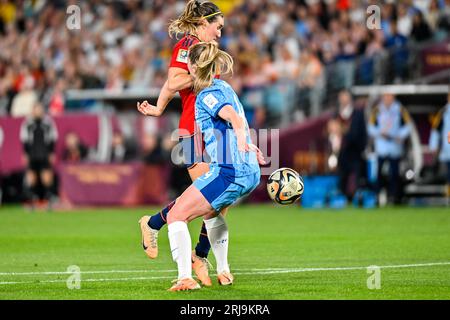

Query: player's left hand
left=248, top=143, right=266, bottom=165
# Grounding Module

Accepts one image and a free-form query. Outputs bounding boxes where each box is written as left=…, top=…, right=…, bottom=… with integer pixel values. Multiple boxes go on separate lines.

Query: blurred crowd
left=326, top=90, right=450, bottom=206
left=0, top=0, right=449, bottom=125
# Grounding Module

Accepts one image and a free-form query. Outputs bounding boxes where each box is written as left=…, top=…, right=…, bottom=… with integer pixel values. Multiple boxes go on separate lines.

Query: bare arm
left=167, top=67, right=194, bottom=92
left=137, top=80, right=175, bottom=117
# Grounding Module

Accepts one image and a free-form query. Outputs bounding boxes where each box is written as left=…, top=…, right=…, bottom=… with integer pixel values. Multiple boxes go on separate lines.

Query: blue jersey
left=195, top=79, right=260, bottom=177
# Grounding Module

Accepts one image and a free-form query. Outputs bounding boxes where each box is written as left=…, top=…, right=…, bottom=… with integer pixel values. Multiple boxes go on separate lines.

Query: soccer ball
left=267, top=168, right=304, bottom=205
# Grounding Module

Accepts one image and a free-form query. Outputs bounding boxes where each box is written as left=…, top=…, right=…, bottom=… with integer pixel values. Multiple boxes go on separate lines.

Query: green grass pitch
left=0, top=204, right=449, bottom=300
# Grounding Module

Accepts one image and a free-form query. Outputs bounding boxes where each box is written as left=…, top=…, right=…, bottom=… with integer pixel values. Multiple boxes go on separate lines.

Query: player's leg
left=188, top=169, right=253, bottom=286
left=166, top=183, right=216, bottom=291
left=187, top=132, right=227, bottom=261
left=203, top=208, right=233, bottom=285
left=139, top=198, right=175, bottom=259
left=24, top=169, right=38, bottom=206
left=138, top=163, right=204, bottom=259
left=40, top=168, right=54, bottom=200
left=187, top=165, right=213, bottom=251
left=445, top=161, right=450, bottom=204
left=139, top=136, right=203, bottom=259
left=188, top=162, right=232, bottom=286
left=205, top=172, right=260, bottom=286
left=376, top=156, right=386, bottom=206
left=389, top=157, right=401, bottom=204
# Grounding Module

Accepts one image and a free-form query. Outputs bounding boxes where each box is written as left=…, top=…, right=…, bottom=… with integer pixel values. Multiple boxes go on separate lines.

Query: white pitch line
left=0, top=262, right=449, bottom=285
left=0, top=268, right=288, bottom=276
left=0, top=275, right=174, bottom=285
left=1, top=262, right=450, bottom=277
left=0, top=269, right=177, bottom=276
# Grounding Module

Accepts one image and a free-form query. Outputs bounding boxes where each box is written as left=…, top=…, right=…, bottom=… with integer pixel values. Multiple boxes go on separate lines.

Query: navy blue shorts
left=180, top=134, right=209, bottom=169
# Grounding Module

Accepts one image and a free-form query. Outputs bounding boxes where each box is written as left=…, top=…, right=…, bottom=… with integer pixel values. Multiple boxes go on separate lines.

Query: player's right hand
left=137, top=100, right=157, bottom=116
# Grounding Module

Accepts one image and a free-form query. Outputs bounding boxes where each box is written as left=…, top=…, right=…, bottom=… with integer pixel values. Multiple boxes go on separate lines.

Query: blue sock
left=194, top=222, right=211, bottom=258
left=148, top=200, right=176, bottom=230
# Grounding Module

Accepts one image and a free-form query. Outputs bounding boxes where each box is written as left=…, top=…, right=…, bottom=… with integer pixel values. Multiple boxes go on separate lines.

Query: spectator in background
left=411, top=11, right=433, bottom=42
left=429, top=91, right=450, bottom=197
left=62, top=132, right=88, bottom=163
left=396, top=3, right=413, bottom=37
left=47, top=77, right=66, bottom=116
left=104, top=67, right=125, bottom=93
left=327, top=90, right=367, bottom=202
left=296, top=47, right=325, bottom=118
left=368, top=93, right=412, bottom=205
left=0, top=0, right=16, bottom=27
left=109, top=131, right=137, bottom=163
left=240, top=58, right=267, bottom=129
left=385, top=21, right=409, bottom=83
left=10, top=74, right=37, bottom=117
left=20, top=102, right=58, bottom=207
left=141, top=133, right=165, bottom=165
left=425, top=0, right=441, bottom=31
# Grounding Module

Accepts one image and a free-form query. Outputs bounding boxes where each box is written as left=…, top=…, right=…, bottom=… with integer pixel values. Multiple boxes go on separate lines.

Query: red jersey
left=169, top=35, right=200, bottom=137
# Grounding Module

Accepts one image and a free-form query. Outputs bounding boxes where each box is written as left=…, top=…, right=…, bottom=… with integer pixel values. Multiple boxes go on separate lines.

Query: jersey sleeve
left=197, top=89, right=232, bottom=119
left=169, top=37, right=199, bottom=70
left=169, top=41, right=190, bottom=70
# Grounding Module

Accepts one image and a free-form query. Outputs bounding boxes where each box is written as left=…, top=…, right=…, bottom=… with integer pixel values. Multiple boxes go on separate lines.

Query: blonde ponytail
left=188, top=42, right=233, bottom=94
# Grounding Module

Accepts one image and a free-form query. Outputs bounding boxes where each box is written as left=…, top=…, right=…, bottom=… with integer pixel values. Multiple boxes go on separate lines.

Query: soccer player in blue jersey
left=137, top=0, right=225, bottom=287
left=138, top=42, right=265, bottom=291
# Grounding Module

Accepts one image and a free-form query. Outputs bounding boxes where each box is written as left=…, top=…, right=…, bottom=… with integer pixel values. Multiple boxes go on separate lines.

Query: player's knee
left=26, top=171, right=37, bottom=186
left=204, top=211, right=218, bottom=220
left=167, top=210, right=185, bottom=224
left=220, top=206, right=229, bottom=217
left=41, top=172, right=53, bottom=186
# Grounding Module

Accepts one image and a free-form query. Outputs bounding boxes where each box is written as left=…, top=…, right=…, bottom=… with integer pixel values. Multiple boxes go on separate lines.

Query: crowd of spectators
left=0, top=0, right=449, bottom=125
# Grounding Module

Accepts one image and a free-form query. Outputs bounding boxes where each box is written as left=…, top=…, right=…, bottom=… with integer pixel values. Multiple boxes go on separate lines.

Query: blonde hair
left=188, top=42, right=233, bottom=94
left=168, top=0, right=222, bottom=39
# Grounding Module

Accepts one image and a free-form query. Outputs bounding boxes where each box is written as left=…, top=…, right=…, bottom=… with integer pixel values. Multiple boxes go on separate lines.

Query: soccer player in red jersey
left=137, top=0, right=225, bottom=287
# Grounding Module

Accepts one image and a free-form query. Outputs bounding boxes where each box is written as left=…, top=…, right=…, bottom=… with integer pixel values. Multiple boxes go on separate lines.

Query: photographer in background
left=20, top=102, right=58, bottom=209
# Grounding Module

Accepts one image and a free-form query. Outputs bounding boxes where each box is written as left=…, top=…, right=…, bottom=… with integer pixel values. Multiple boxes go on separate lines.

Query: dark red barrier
left=0, top=117, right=24, bottom=174
left=0, top=114, right=99, bottom=174
left=421, top=40, right=450, bottom=76
left=58, top=163, right=169, bottom=206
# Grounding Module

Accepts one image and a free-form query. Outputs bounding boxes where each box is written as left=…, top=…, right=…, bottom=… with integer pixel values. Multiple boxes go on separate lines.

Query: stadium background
left=0, top=0, right=450, bottom=300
